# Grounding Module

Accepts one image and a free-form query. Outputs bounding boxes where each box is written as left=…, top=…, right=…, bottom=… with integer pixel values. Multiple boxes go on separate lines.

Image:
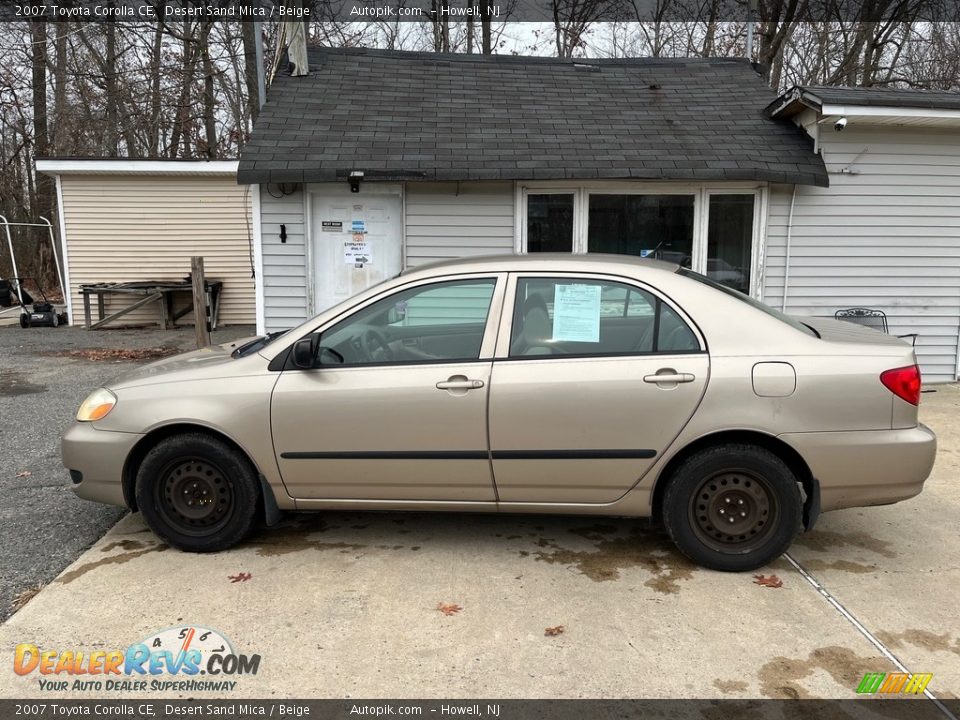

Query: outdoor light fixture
left=349, top=170, right=364, bottom=193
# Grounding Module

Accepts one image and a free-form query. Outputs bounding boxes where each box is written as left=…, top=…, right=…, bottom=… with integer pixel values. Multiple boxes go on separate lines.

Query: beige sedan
left=62, top=255, right=936, bottom=571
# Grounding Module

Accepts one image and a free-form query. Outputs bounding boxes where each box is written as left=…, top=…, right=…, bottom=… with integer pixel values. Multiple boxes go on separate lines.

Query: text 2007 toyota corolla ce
left=62, top=254, right=936, bottom=571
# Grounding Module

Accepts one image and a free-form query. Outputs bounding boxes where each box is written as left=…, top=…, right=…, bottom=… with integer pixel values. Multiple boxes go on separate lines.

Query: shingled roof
left=238, top=47, right=828, bottom=187
left=770, top=85, right=960, bottom=114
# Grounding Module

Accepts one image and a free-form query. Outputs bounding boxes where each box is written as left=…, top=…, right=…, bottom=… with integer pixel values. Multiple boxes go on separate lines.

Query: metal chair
left=834, top=308, right=918, bottom=346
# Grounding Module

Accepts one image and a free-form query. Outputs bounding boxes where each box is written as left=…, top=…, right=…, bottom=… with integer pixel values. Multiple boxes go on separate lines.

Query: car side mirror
left=291, top=336, right=317, bottom=369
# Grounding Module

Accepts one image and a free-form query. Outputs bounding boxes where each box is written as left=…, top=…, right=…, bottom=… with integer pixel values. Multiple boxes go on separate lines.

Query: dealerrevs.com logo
left=13, top=625, right=261, bottom=692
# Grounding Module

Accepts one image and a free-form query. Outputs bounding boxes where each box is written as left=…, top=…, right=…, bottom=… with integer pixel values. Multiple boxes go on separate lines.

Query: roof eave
left=238, top=167, right=829, bottom=188
left=36, top=159, right=238, bottom=177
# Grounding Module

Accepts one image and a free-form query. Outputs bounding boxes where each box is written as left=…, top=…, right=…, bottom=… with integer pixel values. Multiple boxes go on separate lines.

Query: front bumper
left=779, top=424, right=937, bottom=512
left=61, top=422, right=143, bottom=507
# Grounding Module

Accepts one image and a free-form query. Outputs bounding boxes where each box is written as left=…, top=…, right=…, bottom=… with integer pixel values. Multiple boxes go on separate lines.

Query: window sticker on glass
left=552, top=284, right=602, bottom=343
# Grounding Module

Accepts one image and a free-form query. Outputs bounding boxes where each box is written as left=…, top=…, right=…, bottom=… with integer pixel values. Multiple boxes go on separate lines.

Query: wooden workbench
left=79, top=279, right=223, bottom=330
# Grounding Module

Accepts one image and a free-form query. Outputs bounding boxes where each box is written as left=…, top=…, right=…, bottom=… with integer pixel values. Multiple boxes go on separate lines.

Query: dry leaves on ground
left=753, top=574, right=783, bottom=589
left=10, top=584, right=42, bottom=613
left=228, top=572, right=252, bottom=583
left=544, top=625, right=566, bottom=637
left=48, top=347, right=180, bottom=362
left=16, top=470, right=32, bottom=478
left=436, top=602, right=462, bottom=616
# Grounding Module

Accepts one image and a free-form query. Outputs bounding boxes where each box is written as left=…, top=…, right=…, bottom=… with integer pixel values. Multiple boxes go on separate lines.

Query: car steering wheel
left=361, top=329, right=394, bottom=362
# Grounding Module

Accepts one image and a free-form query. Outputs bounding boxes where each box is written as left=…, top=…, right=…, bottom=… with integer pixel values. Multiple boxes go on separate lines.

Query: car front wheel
left=135, top=433, right=259, bottom=552
left=662, top=444, right=802, bottom=572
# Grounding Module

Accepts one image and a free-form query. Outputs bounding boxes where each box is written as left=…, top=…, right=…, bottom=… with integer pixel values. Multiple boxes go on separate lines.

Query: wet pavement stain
left=794, top=530, right=897, bottom=559
left=755, top=646, right=889, bottom=699
left=875, top=629, right=960, bottom=656
left=57, top=545, right=169, bottom=584
left=0, top=369, right=46, bottom=396
left=798, top=558, right=879, bottom=574
left=531, top=524, right=695, bottom=593
left=712, top=679, right=749, bottom=694
left=100, top=539, right=146, bottom=552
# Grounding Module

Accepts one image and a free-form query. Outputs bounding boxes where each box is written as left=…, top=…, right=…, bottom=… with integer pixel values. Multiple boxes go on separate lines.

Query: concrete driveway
left=0, top=324, right=254, bottom=621
left=1, top=386, right=958, bottom=702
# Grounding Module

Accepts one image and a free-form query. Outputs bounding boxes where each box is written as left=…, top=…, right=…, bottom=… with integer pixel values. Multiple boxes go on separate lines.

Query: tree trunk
left=200, top=22, right=217, bottom=157
left=30, top=21, right=48, bottom=163
left=482, top=14, right=492, bottom=54
left=53, top=22, right=68, bottom=155
left=169, top=20, right=195, bottom=158
left=467, top=2, right=474, bottom=54
left=105, top=10, right=118, bottom=156
left=149, top=9, right=165, bottom=155
left=241, top=13, right=260, bottom=126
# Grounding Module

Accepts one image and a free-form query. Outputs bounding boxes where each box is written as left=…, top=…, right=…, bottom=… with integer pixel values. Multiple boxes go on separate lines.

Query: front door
left=271, top=275, right=504, bottom=501
left=489, top=275, right=709, bottom=504
left=311, top=185, right=403, bottom=313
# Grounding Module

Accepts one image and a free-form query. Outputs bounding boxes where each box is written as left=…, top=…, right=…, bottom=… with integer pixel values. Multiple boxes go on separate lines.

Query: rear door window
left=509, top=277, right=699, bottom=358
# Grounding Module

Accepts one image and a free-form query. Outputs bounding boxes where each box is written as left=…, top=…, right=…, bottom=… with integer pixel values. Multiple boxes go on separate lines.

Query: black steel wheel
left=136, top=433, right=259, bottom=552
left=155, top=458, right=234, bottom=537
left=663, top=444, right=802, bottom=572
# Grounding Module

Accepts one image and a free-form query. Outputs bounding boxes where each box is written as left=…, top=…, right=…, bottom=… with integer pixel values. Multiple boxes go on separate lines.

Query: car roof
left=401, top=253, right=680, bottom=277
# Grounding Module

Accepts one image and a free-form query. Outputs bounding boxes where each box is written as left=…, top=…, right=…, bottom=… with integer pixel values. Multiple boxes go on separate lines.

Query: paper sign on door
left=552, top=284, right=601, bottom=343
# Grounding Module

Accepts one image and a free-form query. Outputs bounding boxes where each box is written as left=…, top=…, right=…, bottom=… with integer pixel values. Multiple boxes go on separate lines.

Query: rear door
left=488, top=273, right=709, bottom=504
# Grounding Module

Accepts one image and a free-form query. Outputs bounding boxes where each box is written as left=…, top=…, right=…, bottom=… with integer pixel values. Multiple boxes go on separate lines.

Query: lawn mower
left=0, top=277, right=67, bottom=328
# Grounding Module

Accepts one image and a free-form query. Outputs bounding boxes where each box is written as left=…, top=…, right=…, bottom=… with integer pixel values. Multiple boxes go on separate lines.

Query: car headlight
left=76, top=388, right=117, bottom=422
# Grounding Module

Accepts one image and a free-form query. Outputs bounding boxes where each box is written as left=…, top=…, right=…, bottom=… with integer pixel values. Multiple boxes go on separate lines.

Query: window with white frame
left=521, top=185, right=763, bottom=297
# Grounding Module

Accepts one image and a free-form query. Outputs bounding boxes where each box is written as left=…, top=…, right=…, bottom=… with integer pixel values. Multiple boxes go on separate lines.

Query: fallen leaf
left=228, top=572, right=252, bottom=583
left=753, top=574, right=783, bottom=589
left=16, top=471, right=32, bottom=478
left=436, top=602, right=462, bottom=616
left=544, top=625, right=565, bottom=636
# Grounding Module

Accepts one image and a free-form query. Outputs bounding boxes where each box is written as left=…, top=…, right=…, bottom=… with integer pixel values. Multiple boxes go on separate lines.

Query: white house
left=766, top=86, right=960, bottom=383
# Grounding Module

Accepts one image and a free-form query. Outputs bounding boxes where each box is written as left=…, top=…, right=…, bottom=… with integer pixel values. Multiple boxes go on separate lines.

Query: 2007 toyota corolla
left=62, top=254, right=937, bottom=571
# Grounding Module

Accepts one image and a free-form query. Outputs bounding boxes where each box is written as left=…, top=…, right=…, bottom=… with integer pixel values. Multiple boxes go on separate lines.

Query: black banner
left=3, top=699, right=959, bottom=720
left=3, top=0, right=960, bottom=23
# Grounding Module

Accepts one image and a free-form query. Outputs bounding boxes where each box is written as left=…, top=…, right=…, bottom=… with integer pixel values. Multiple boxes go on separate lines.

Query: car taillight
left=880, top=365, right=922, bottom=406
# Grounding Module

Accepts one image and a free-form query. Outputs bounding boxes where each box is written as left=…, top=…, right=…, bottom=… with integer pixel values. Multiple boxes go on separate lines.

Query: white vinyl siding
left=404, top=182, right=515, bottom=267
left=763, top=126, right=960, bottom=382
left=260, top=186, right=308, bottom=332
left=59, top=175, right=255, bottom=327
left=402, top=280, right=496, bottom=325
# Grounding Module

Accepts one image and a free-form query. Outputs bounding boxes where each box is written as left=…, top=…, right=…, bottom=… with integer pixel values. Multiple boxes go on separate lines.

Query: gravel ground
left=0, top=322, right=255, bottom=621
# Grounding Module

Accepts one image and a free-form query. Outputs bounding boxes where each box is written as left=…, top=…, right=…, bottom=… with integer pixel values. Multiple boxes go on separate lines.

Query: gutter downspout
left=781, top=184, right=798, bottom=313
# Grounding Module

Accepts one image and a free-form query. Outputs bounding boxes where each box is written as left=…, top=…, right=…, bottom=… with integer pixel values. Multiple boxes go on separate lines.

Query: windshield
left=678, top=268, right=816, bottom=337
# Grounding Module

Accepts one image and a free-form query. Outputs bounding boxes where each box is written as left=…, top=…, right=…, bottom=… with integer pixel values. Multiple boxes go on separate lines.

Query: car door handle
left=643, top=371, right=695, bottom=384
left=436, top=377, right=485, bottom=390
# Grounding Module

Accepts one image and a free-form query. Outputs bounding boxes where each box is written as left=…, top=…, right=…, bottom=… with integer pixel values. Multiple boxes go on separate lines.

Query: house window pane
left=587, top=194, right=694, bottom=266
left=527, top=194, right=574, bottom=252
left=706, top=194, right=755, bottom=294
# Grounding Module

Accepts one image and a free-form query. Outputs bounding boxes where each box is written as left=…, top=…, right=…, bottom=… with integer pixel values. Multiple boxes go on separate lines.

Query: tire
left=51, top=313, right=59, bottom=327
left=19, top=313, right=29, bottom=328
left=135, top=433, right=259, bottom=552
left=662, top=443, right=802, bottom=572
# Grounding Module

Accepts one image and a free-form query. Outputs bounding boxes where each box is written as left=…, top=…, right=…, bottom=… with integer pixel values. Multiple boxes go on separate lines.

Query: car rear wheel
left=135, top=433, right=259, bottom=552
left=662, top=444, right=802, bottom=572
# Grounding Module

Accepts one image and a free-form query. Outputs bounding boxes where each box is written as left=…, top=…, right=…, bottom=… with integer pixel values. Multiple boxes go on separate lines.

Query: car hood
left=106, top=336, right=262, bottom=390
left=797, top=316, right=911, bottom=347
